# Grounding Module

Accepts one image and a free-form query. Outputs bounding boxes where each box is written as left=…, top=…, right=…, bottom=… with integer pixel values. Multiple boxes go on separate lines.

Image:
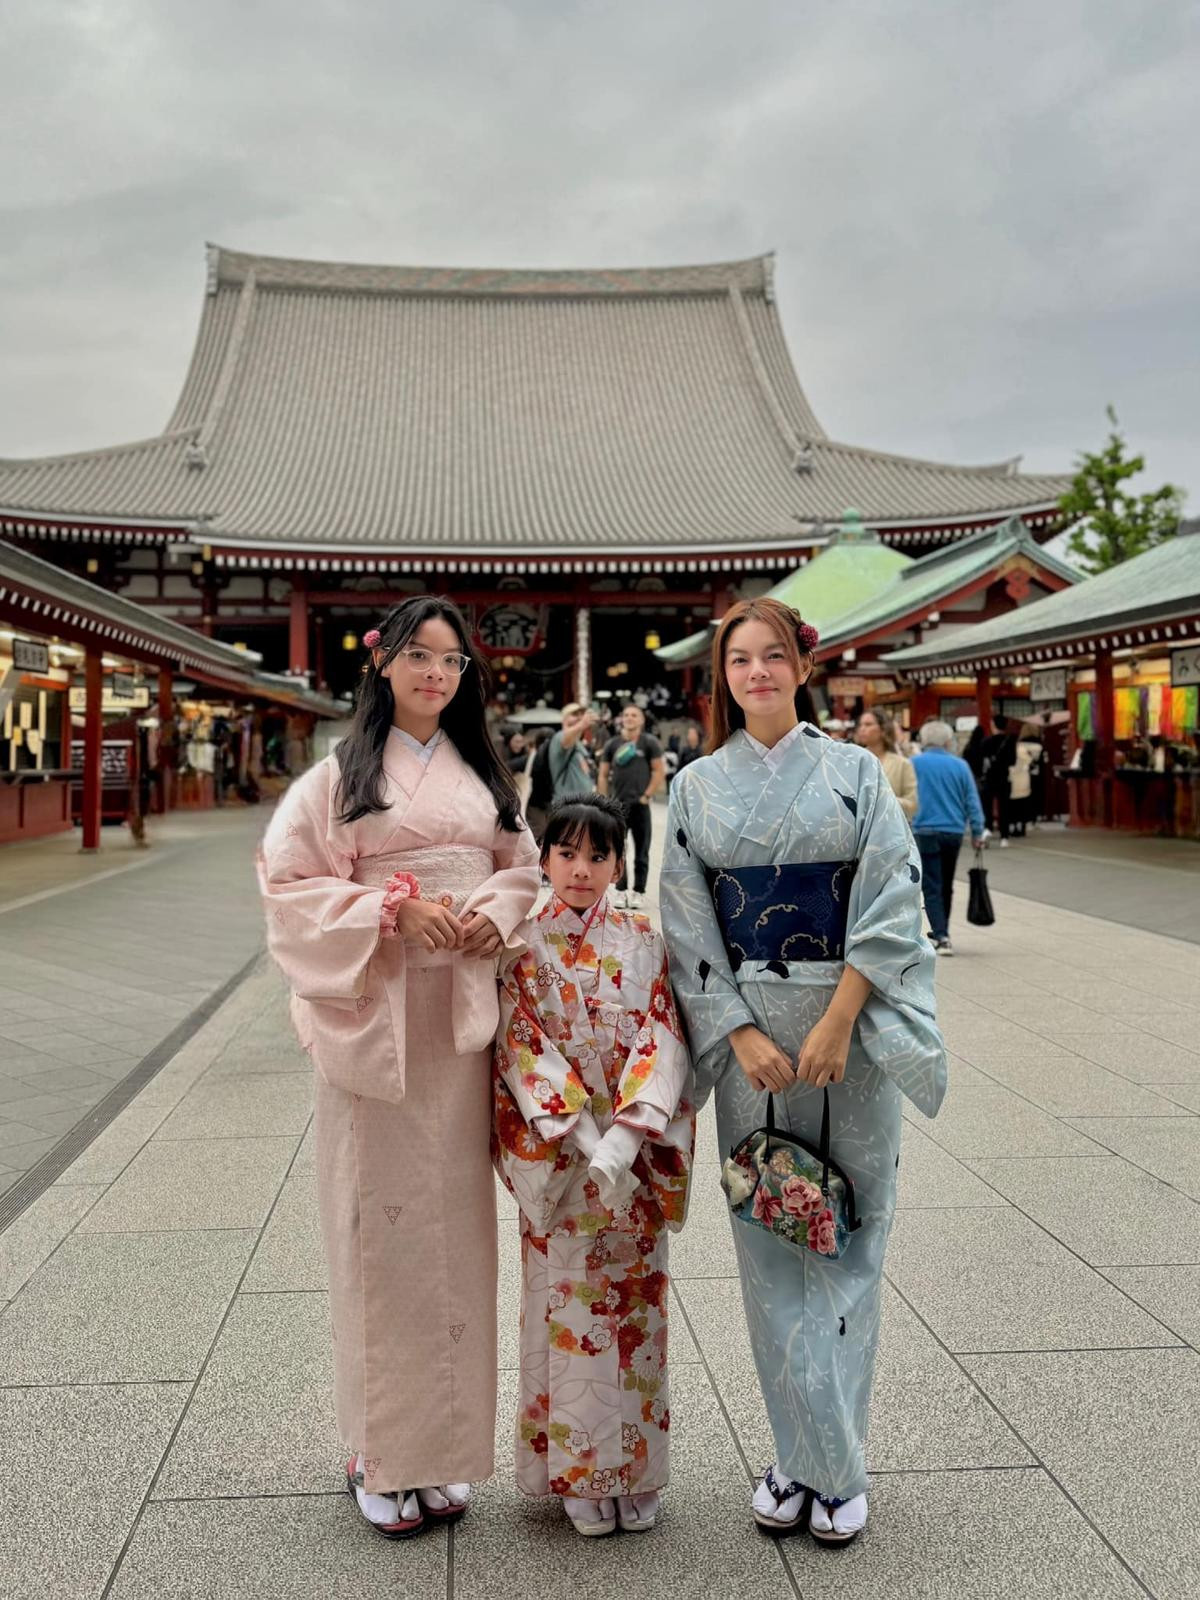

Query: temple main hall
left=0, top=245, right=1073, bottom=702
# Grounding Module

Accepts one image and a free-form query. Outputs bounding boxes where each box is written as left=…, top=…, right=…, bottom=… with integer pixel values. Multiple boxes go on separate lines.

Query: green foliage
left=1060, top=407, right=1185, bottom=574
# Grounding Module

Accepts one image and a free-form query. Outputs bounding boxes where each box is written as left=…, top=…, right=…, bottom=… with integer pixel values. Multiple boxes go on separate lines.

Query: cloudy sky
left=3, top=0, right=1197, bottom=506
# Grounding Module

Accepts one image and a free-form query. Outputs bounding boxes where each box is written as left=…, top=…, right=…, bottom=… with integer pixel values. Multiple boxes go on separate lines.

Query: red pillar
left=289, top=578, right=310, bottom=676
left=156, top=668, right=174, bottom=812
left=81, top=650, right=103, bottom=851
left=1094, top=644, right=1115, bottom=828
left=975, top=668, right=993, bottom=734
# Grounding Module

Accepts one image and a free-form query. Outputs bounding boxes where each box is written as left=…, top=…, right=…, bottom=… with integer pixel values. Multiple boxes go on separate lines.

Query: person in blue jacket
left=911, top=721, right=987, bottom=955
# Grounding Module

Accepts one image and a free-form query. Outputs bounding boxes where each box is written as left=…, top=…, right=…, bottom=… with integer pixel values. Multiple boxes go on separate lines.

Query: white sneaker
left=810, top=1490, right=867, bottom=1545
left=629, top=890, right=646, bottom=911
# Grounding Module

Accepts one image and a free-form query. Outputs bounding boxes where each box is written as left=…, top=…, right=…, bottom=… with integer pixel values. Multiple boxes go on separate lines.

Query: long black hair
left=334, top=594, right=522, bottom=831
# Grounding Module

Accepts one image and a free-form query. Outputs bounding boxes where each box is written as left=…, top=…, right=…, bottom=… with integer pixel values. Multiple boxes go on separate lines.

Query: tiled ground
left=0, top=811, right=267, bottom=1195
left=0, top=808, right=1198, bottom=1597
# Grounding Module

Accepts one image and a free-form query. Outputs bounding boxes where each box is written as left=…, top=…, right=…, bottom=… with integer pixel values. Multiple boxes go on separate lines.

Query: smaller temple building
left=887, top=524, right=1200, bottom=838
left=657, top=512, right=1078, bottom=730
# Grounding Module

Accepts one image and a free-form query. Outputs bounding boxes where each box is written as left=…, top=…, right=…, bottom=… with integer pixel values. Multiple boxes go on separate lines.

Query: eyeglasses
left=394, top=647, right=472, bottom=676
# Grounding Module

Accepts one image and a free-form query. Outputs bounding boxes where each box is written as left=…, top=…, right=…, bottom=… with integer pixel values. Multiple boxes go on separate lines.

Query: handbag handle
left=766, top=1087, right=831, bottom=1194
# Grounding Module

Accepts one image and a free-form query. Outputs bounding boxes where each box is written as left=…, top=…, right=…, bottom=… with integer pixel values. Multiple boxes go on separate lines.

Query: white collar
left=742, top=721, right=809, bottom=770
left=388, top=726, right=442, bottom=766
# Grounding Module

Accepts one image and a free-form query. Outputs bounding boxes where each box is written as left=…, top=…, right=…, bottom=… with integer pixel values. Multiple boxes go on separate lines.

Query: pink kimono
left=493, top=895, right=694, bottom=1502
left=259, top=733, right=540, bottom=1493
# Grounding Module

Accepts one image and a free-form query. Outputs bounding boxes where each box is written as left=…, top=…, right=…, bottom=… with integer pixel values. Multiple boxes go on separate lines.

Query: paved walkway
left=0, top=811, right=267, bottom=1199
left=1, top=803, right=1199, bottom=1597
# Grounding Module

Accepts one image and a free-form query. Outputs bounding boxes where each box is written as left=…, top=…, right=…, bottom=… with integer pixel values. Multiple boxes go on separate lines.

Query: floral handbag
left=721, top=1089, right=861, bottom=1260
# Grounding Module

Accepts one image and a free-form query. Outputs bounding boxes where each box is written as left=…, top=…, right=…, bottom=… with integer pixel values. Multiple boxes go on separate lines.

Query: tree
left=1060, top=407, right=1185, bottom=574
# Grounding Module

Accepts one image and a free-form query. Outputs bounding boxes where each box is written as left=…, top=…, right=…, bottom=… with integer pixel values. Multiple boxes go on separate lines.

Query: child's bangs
left=540, top=797, right=626, bottom=864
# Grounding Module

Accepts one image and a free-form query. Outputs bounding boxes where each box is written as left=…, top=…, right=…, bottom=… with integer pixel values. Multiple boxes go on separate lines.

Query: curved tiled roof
left=886, top=525, right=1200, bottom=673
left=0, top=245, right=1073, bottom=556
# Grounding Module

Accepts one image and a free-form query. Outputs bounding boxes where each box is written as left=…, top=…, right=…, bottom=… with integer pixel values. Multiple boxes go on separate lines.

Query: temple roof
left=0, top=244, right=1073, bottom=560
left=886, top=524, right=1200, bottom=673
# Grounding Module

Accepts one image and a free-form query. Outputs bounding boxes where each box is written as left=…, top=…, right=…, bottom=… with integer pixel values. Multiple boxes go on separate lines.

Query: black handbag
left=967, top=847, right=995, bottom=926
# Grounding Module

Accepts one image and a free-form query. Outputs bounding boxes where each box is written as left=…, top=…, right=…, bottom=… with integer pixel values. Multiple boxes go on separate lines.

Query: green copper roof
left=817, top=515, right=1078, bottom=653
left=656, top=513, right=1077, bottom=668
left=655, top=510, right=909, bottom=666
left=886, top=523, right=1200, bottom=671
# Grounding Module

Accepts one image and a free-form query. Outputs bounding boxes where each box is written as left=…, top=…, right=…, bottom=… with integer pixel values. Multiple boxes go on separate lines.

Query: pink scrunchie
left=380, top=870, right=421, bottom=937
left=363, top=629, right=382, bottom=648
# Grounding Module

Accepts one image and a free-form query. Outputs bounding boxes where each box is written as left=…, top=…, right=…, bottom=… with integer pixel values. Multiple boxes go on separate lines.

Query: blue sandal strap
left=764, top=1466, right=807, bottom=1504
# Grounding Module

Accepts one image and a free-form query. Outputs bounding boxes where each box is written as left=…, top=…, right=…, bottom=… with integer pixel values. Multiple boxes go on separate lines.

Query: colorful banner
left=1076, top=691, right=1094, bottom=740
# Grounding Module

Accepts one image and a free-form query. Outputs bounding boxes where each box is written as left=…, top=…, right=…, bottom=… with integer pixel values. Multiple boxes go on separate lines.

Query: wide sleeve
left=658, top=774, right=755, bottom=1101
left=843, top=758, right=948, bottom=1117
left=257, top=760, right=386, bottom=1004
left=461, top=815, right=542, bottom=947
left=611, top=933, right=695, bottom=1232
left=492, top=951, right=598, bottom=1229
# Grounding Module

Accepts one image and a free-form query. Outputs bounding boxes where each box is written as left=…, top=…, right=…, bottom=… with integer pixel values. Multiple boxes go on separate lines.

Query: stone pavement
left=0, top=811, right=267, bottom=1200
left=1, top=802, right=1199, bottom=1598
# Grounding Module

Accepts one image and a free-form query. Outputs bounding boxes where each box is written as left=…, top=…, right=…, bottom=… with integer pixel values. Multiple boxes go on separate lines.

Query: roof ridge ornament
left=185, top=442, right=209, bottom=470
left=205, top=243, right=221, bottom=296
left=791, top=444, right=815, bottom=473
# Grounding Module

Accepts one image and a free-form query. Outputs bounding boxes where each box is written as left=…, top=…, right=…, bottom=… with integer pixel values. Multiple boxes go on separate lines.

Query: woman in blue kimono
left=660, top=598, right=946, bottom=1546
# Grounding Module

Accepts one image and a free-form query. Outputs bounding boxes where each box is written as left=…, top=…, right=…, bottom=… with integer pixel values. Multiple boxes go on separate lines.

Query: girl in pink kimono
left=493, top=795, right=694, bottom=1538
left=259, top=596, right=540, bottom=1540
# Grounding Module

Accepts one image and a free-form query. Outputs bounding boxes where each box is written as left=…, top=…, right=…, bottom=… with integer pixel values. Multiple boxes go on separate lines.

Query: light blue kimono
left=660, top=724, right=947, bottom=1500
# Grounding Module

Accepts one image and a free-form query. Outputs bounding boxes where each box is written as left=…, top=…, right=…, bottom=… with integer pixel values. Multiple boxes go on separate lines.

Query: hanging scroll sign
left=474, top=603, right=546, bottom=658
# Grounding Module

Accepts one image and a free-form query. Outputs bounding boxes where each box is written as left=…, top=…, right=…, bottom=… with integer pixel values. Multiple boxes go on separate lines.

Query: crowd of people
left=259, top=593, right=947, bottom=1555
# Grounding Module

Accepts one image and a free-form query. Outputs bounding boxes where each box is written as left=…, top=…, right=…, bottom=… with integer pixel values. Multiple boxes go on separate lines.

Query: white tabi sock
left=354, top=1456, right=418, bottom=1525
left=418, top=1483, right=471, bottom=1511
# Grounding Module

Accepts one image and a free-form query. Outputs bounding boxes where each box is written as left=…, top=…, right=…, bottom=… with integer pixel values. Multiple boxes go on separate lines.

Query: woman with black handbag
left=660, top=598, right=947, bottom=1547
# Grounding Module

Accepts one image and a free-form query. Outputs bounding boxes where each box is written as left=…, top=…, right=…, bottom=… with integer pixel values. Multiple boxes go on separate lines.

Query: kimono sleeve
left=659, top=773, right=755, bottom=1100
left=612, top=935, right=691, bottom=1136
left=495, top=953, right=597, bottom=1140
left=461, top=814, right=542, bottom=948
left=492, top=950, right=599, bottom=1229
left=257, top=760, right=386, bottom=1004
left=843, top=757, right=948, bottom=1118
left=612, top=933, right=695, bottom=1233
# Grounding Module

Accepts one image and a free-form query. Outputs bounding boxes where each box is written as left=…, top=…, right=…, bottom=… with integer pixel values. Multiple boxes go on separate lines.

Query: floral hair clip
left=797, top=621, right=819, bottom=651
left=363, top=629, right=382, bottom=648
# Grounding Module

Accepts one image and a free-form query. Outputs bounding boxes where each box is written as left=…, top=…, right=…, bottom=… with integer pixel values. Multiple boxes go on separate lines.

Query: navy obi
left=706, top=861, right=857, bottom=966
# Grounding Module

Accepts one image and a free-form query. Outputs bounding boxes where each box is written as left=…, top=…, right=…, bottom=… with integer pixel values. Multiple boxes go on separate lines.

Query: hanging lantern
left=644, top=629, right=661, bottom=651
left=342, top=631, right=358, bottom=652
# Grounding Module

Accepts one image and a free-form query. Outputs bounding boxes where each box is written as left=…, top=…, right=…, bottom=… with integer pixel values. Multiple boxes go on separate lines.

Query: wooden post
left=289, top=577, right=311, bottom=677
left=975, top=668, right=993, bottom=734
left=81, top=650, right=103, bottom=852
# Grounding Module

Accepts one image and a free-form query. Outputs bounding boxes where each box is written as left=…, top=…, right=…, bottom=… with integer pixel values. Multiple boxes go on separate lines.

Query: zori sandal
left=417, top=1483, right=470, bottom=1522
left=345, top=1458, right=425, bottom=1539
left=751, top=1465, right=810, bottom=1534
left=563, top=1496, right=618, bottom=1537
left=810, top=1491, right=868, bottom=1546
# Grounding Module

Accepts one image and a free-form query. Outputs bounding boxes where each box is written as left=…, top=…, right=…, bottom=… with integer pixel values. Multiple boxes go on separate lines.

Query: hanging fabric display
left=1113, top=688, right=1137, bottom=741
left=1076, top=692, right=1094, bottom=741
left=1147, top=684, right=1163, bottom=737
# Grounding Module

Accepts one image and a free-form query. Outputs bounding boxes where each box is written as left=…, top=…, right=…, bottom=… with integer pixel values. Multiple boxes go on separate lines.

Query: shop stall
left=886, top=527, right=1200, bottom=839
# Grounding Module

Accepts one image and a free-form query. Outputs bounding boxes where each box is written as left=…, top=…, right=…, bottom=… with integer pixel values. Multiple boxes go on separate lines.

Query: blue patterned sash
left=706, top=860, right=857, bottom=966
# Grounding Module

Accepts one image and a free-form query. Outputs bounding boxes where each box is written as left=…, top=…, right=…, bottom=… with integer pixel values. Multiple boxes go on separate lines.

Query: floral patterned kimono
left=661, top=724, right=947, bottom=1503
left=493, top=895, right=695, bottom=1502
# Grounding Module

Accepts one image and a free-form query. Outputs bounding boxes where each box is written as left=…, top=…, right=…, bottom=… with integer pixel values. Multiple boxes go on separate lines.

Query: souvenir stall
left=887, top=527, right=1200, bottom=839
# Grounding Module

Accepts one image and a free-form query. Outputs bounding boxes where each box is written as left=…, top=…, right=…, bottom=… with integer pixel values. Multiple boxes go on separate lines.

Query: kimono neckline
left=547, top=892, right=611, bottom=934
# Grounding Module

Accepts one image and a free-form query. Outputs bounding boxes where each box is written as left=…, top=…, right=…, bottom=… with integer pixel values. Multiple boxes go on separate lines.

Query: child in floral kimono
left=493, top=795, right=694, bottom=1538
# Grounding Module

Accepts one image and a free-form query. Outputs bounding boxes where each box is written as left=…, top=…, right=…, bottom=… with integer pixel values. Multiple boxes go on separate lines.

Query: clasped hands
left=730, top=1013, right=852, bottom=1093
left=393, top=897, right=502, bottom=958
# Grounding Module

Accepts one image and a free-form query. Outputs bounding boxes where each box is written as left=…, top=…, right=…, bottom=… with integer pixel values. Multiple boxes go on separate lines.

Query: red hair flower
left=797, top=621, right=819, bottom=651
left=363, top=629, right=382, bottom=648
